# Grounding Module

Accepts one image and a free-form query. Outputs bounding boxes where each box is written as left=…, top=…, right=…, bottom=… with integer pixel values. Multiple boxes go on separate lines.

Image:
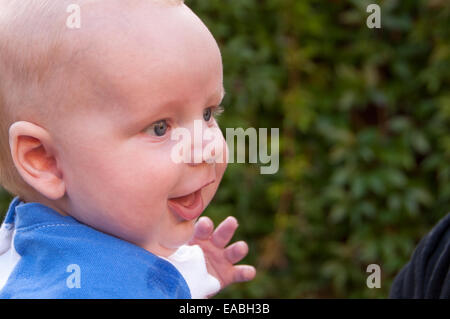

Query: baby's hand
left=189, top=216, right=256, bottom=295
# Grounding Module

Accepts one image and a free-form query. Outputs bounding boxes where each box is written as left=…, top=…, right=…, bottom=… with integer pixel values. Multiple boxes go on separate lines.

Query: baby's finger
left=233, top=265, right=256, bottom=283
left=224, top=241, right=248, bottom=264
left=192, top=216, right=214, bottom=240
left=211, top=216, right=238, bottom=248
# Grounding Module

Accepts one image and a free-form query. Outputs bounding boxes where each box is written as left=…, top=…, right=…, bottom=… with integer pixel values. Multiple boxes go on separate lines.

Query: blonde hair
left=0, top=0, right=185, bottom=198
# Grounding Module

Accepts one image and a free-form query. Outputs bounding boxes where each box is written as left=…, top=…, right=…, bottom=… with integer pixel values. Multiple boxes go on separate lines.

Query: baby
left=0, top=0, right=255, bottom=298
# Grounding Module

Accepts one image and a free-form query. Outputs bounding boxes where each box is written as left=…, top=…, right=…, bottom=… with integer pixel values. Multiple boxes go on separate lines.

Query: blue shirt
left=0, top=197, right=191, bottom=299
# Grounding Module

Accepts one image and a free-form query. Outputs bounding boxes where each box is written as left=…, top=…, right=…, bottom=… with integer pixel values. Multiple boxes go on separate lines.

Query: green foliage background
left=0, top=0, right=449, bottom=298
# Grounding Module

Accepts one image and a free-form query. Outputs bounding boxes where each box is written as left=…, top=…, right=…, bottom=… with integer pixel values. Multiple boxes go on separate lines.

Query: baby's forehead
left=70, top=2, right=223, bottom=118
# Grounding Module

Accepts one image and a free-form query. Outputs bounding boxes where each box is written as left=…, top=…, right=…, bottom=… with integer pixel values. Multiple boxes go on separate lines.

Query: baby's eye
left=203, top=105, right=224, bottom=122
left=203, top=107, right=212, bottom=122
left=145, top=120, right=169, bottom=137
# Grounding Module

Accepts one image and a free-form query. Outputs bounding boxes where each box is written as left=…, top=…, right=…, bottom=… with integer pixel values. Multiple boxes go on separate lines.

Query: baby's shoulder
left=0, top=203, right=189, bottom=298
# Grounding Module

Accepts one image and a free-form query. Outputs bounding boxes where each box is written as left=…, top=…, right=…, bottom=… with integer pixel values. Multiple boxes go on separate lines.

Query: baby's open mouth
left=167, top=188, right=204, bottom=221
left=172, top=191, right=197, bottom=207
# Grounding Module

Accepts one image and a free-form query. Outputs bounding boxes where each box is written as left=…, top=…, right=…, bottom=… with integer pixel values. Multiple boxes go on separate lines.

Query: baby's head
left=0, top=0, right=228, bottom=256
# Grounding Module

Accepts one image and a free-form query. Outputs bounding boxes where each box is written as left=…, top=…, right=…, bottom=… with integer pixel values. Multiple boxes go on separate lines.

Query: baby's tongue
left=173, top=192, right=196, bottom=207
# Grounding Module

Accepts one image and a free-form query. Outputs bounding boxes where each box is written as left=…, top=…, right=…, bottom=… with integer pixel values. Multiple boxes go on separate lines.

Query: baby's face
left=50, top=3, right=227, bottom=256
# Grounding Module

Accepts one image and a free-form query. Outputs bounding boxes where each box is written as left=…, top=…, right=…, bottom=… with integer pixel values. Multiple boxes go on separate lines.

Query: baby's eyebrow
left=128, top=86, right=226, bottom=128
left=204, top=86, right=225, bottom=107
left=220, top=87, right=226, bottom=101
left=213, top=86, right=226, bottom=104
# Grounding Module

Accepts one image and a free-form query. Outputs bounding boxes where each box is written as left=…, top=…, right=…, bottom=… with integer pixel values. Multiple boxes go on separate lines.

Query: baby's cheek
left=216, top=137, right=228, bottom=178
left=201, top=162, right=226, bottom=208
left=216, top=160, right=227, bottom=181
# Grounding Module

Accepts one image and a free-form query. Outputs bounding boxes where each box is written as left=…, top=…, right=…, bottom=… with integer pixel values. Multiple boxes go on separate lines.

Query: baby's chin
left=158, top=231, right=196, bottom=257
left=166, top=213, right=198, bottom=240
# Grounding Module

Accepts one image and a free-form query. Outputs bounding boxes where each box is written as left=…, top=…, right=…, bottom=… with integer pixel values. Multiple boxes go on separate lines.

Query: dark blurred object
left=390, top=213, right=449, bottom=298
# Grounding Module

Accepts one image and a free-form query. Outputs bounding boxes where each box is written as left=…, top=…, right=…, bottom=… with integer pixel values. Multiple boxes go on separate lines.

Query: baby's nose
left=189, top=121, right=226, bottom=166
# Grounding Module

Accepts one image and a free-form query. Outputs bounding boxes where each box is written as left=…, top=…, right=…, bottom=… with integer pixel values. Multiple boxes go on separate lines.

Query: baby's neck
left=21, top=193, right=69, bottom=217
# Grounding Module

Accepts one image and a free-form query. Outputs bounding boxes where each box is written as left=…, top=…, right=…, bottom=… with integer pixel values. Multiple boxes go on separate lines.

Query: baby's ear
left=8, top=121, right=65, bottom=200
